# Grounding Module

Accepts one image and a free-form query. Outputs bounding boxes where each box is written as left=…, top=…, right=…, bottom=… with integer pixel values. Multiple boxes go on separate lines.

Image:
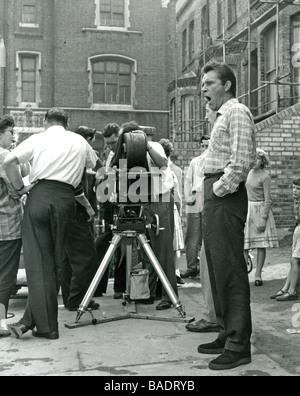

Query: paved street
left=1, top=245, right=300, bottom=377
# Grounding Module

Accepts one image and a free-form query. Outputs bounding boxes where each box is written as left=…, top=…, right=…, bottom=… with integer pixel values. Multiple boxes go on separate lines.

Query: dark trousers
left=203, top=176, right=252, bottom=354
left=184, top=212, right=202, bottom=272
left=95, top=201, right=126, bottom=294
left=142, top=198, right=178, bottom=303
left=0, top=239, right=22, bottom=316
left=60, top=210, right=99, bottom=309
left=20, top=180, right=76, bottom=333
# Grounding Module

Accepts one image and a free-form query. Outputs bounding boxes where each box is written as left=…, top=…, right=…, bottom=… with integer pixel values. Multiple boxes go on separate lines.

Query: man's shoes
left=176, top=275, right=185, bottom=285
left=7, top=322, right=30, bottom=339
left=186, top=319, right=221, bottom=333
left=32, top=330, right=59, bottom=340
left=209, top=350, right=251, bottom=371
left=68, top=300, right=100, bottom=312
left=276, top=292, right=299, bottom=302
left=255, top=280, right=263, bottom=287
left=180, top=269, right=199, bottom=279
left=198, top=339, right=225, bottom=355
left=114, top=292, right=124, bottom=300
left=156, top=301, right=173, bottom=311
left=135, top=297, right=154, bottom=305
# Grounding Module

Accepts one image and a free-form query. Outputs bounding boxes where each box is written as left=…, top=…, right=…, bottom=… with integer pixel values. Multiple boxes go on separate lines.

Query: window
left=22, top=0, right=36, bottom=24
left=264, top=25, right=277, bottom=111
left=92, top=59, right=131, bottom=105
left=201, top=5, right=210, bottom=50
left=217, top=0, right=223, bottom=37
left=228, top=0, right=237, bottom=26
left=292, top=14, right=300, bottom=104
left=16, top=52, right=41, bottom=107
left=182, top=29, right=187, bottom=69
left=188, top=20, right=194, bottom=62
left=21, top=57, right=36, bottom=102
left=100, top=0, right=125, bottom=27
left=171, top=99, right=177, bottom=141
left=181, top=95, right=195, bottom=142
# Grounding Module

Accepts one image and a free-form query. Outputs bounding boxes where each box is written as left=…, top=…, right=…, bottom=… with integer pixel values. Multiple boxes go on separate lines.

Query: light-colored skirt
left=173, top=205, right=184, bottom=251
left=244, top=201, right=279, bottom=250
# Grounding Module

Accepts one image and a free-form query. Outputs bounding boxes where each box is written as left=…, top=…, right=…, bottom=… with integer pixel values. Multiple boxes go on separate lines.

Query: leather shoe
left=32, top=330, right=59, bottom=340
left=198, top=339, right=225, bottom=355
left=180, top=269, right=199, bottom=279
left=176, top=275, right=185, bottom=285
left=255, top=280, right=263, bottom=287
left=135, top=297, right=154, bottom=305
left=186, top=319, right=221, bottom=333
left=156, top=301, right=173, bottom=311
left=209, top=350, right=251, bottom=371
left=114, top=292, right=124, bottom=300
left=7, top=322, right=30, bottom=339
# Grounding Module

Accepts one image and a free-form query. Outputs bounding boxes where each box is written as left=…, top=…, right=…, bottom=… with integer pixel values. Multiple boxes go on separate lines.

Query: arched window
left=88, top=55, right=136, bottom=108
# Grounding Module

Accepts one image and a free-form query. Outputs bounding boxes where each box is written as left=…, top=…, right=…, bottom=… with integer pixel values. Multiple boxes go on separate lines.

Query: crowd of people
left=0, top=61, right=298, bottom=371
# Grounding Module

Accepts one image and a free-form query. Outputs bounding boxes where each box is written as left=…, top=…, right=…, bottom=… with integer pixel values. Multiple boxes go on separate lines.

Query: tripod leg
left=138, top=234, right=186, bottom=318
left=75, top=234, right=122, bottom=323
left=125, top=237, right=133, bottom=301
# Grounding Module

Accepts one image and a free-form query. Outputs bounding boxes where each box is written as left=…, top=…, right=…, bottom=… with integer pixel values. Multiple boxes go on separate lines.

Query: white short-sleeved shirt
left=147, top=142, right=174, bottom=197
left=12, top=126, right=97, bottom=188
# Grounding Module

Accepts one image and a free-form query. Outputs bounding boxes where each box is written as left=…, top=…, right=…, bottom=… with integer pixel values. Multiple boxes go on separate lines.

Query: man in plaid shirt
left=0, top=115, right=23, bottom=336
left=197, top=62, right=256, bottom=370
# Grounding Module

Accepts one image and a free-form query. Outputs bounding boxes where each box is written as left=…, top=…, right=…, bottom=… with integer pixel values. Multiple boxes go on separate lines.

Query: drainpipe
left=0, top=0, right=7, bottom=117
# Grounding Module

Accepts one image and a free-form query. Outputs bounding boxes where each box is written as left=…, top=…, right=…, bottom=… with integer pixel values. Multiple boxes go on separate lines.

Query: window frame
left=16, top=51, right=41, bottom=108
left=20, top=0, right=38, bottom=28
left=264, top=24, right=277, bottom=111
left=95, top=0, right=130, bottom=31
left=88, top=54, right=137, bottom=110
left=291, top=13, right=300, bottom=104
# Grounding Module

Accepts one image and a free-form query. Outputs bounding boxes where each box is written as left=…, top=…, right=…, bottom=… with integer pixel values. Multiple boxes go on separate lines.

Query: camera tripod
left=65, top=205, right=194, bottom=330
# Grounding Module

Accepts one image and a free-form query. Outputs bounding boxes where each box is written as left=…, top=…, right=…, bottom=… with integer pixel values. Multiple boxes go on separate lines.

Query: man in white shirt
left=4, top=107, right=97, bottom=340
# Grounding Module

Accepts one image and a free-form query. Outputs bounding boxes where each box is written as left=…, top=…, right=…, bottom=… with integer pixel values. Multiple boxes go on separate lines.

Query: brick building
left=0, top=0, right=173, bottom=142
left=168, top=0, right=300, bottom=229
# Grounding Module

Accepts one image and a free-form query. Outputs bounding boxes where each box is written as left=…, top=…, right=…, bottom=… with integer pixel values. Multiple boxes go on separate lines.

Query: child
left=270, top=177, right=300, bottom=301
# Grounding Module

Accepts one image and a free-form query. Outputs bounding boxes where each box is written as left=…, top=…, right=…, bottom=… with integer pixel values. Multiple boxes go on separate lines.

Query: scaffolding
left=173, top=0, right=300, bottom=142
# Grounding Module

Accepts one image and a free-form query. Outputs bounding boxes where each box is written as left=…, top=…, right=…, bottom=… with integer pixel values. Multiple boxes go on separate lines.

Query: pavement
left=1, top=244, right=300, bottom=378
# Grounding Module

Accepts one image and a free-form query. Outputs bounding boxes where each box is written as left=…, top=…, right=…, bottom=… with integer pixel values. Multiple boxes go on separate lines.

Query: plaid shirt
left=0, top=147, right=23, bottom=240
left=204, top=99, right=256, bottom=197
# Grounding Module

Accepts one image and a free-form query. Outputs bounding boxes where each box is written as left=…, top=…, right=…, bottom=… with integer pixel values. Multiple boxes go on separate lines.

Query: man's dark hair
left=44, top=107, right=69, bottom=129
left=74, top=126, right=96, bottom=140
left=0, top=115, right=14, bottom=134
left=202, top=61, right=237, bottom=97
left=103, top=123, right=120, bottom=138
left=121, top=121, right=140, bottom=133
left=200, top=135, right=210, bottom=143
left=293, top=178, right=300, bottom=187
left=159, top=138, right=173, bottom=158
